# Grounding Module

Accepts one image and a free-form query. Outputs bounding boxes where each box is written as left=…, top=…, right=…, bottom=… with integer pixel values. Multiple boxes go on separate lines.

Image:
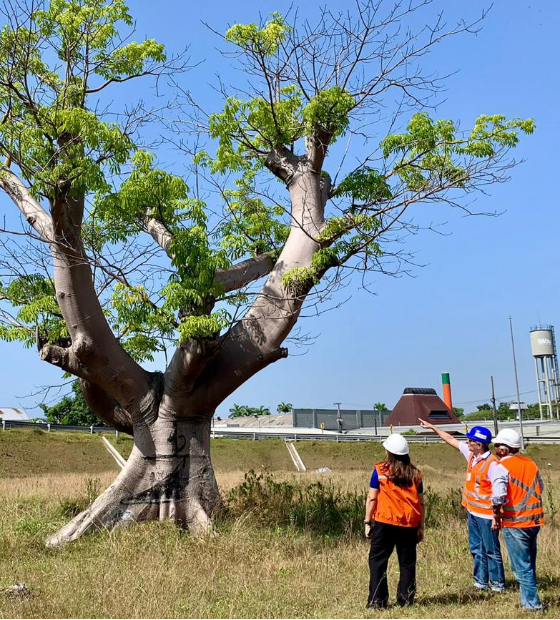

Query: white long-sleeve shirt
left=458, top=442, right=509, bottom=518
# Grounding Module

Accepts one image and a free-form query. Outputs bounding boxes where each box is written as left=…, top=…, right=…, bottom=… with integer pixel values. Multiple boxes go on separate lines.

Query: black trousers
left=368, top=521, right=418, bottom=607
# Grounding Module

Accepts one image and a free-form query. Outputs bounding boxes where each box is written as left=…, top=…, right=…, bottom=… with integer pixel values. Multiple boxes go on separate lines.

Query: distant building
left=384, top=388, right=460, bottom=426
left=0, top=407, right=31, bottom=421
left=292, top=408, right=391, bottom=431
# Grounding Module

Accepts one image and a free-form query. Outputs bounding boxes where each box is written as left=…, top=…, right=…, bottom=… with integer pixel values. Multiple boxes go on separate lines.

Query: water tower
left=529, top=325, right=560, bottom=419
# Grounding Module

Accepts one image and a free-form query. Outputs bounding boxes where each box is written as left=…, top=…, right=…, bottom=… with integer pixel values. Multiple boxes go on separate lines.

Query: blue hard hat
left=466, top=426, right=493, bottom=444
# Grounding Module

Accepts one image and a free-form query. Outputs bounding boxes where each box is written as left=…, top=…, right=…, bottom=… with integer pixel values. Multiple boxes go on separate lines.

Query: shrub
left=222, top=471, right=467, bottom=536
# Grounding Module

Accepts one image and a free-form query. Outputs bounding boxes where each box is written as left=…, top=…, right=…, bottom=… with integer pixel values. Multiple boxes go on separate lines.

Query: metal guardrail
left=0, top=419, right=118, bottom=434
left=210, top=431, right=560, bottom=444
left=2, top=419, right=560, bottom=444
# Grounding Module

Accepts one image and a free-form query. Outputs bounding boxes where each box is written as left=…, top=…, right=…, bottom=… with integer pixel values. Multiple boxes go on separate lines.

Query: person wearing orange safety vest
left=364, top=434, right=425, bottom=609
left=419, top=419, right=506, bottom=592
left=492, top=428, right=545, bottom=611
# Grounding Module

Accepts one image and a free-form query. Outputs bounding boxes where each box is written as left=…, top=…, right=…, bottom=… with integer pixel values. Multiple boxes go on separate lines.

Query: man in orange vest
left=419, top=419, right=506, bottom=592
left=492, top=428, right=544, bottom=611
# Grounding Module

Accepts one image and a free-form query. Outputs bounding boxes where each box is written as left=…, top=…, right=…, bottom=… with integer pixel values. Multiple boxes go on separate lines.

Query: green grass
left=3, top=428, right=560, bottom=478
left=0, top=431, right=559, bottom=617
left=0, top=429, right=118, bottom=477
left=0, top=470, right=558, bottom=618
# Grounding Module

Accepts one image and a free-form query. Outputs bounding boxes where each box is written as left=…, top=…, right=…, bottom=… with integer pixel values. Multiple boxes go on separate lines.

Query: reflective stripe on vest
left=373, top=462, right=422, bottom=528
left=500, top=456, right=545, bottom=528
left=462, top=452, right=496, bottom=516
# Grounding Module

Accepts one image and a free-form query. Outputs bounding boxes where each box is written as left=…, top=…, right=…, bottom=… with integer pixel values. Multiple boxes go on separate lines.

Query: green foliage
left=229, top=404, right=271, bottom=418
left=225, top=13, right=290, bottom=56
left=39, top=381, right=97, bottom=426
left=0, top=3, right=535, bottom=374
left=282, top=266, right=317, bottom=297
left=218, top=170, right=290, bottom=260
left=178, top=311, right=231, bottom=341
left=222, top=470, right=364, bottom=537
left=14, top=516, right=49, bottom=541
left=208, top=83, right=355, bottom=173
left=277, top=402, right=293, bottom=413
left=379, top=112, right=534, bottom=192
left=333, top=167, right=392, bottom=203
left=302, top=87, right=355, bottom=140
left=221, top=471, right=467, bottom=537
left=452, top=407, right=465, bottom=417
left=93, top=151, right=192, bottom=242
left=373, top=402, right=388, bottom=412
left=467, top=401, right=553, bottom=422
left=423, top=487, right=465, bottom=528
left=58, top=477, right=100, bottom=517
left=0, top=274, right=65, bottom=347
left=0, top=0, right=167, bottom=199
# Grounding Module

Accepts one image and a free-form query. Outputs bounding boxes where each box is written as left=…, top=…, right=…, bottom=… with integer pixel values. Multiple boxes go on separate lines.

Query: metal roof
left=0, top=407, right=31, bottom=421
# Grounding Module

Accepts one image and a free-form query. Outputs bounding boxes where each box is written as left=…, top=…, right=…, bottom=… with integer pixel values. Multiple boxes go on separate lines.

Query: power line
left=454, top=389, right=537, bottom=406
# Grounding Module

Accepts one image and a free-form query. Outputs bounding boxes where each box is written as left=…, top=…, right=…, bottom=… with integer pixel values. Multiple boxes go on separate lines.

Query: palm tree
left=277, top=402, right=293, bottom=413
left=229, top=404, right=251, bottom=418
left=373, top=402, right=388, bottom=412
left=255, top=406, right=271, bottom=416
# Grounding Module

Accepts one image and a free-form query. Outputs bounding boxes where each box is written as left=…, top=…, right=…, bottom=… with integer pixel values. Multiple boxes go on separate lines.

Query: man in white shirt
left=419, top=419, right=506, bottom=592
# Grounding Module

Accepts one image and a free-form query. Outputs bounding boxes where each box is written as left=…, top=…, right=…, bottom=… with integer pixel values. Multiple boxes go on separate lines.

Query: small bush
left=58, top=497, right=87, bottom=518
left=424, top=487, right=465, bottom=527
left=14, top=517, right=48, bottom=538
left=222, top=471, right=468, bottom=537
left=58, top=477, right=101, bottom=518
left=222, top=470, right=364, bottom=536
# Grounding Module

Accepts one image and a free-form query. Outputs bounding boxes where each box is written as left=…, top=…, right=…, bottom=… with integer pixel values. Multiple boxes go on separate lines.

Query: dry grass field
left=0, top=430, right=559, bottom=618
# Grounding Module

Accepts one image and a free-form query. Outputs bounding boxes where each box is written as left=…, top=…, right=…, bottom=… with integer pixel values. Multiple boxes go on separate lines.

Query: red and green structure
left=442, top=372, right=453, bottom=412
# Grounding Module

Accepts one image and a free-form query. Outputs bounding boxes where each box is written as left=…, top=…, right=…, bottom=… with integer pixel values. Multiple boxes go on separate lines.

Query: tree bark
left=46, top=414, right=219, bottom=548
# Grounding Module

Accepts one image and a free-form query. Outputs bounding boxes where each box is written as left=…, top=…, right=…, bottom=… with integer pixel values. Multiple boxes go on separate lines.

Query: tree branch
left=264, top=147, right=301, bottom=185
left=80, top=379, right=134, bottom=435
left=143, top=214, right=172, bottom=252
left=0, top=167, right=53, bottom=240
left=214, top=253, right=275, bottom=293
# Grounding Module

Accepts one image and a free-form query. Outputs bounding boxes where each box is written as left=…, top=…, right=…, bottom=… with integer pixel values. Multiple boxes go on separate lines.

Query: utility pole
left=509, top=316, right=525, bottom=450
left=490, top=376, right=499, bottom=437
left=334, top=402, right=343, bottom=433
left=373, top=407, right=378, bottom=436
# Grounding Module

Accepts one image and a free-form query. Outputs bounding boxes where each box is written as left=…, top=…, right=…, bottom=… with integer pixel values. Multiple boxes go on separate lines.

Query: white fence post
left=115, top=430, right=119, bottom=443
left=90, top=425, right=94, bottom=434
left=1, top=420, right=5, bottom=431
left=47, top=423, right=51, bottom=432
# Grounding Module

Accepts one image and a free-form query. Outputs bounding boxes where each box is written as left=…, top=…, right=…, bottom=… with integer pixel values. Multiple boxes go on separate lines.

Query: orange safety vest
left=500, top=455, right=545, bottom=528
left=373, top=462, right=422, bottom=528
left=462, top=452, right=497, bottom=517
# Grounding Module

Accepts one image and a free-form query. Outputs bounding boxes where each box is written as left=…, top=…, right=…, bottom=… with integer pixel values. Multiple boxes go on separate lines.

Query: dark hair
left=383, top=452, right=421, bottom=487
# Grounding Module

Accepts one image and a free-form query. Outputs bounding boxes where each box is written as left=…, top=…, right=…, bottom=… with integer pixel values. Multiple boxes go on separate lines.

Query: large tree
left=0, top=0, right=533, bottom=547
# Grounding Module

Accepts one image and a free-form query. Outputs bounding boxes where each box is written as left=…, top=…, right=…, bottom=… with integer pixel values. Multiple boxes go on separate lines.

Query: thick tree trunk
left=46, top=416, right=219, bottom=548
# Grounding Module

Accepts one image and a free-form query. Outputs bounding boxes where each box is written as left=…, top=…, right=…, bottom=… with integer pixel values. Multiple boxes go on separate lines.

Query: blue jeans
left=502, top=527, right=542, bottom=610
left=467, top=512, right=505, bottom=590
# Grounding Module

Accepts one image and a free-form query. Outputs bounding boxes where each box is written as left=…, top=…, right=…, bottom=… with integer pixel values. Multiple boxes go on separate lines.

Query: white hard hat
left=494, top=428, right=522, bottom=448
left=383, top=433, right=410, bottom=456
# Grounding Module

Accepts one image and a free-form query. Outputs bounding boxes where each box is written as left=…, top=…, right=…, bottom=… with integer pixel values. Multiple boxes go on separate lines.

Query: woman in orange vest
left=364, top=433, right=425, bottom=609
left=492, top=429, right=544, bottom=610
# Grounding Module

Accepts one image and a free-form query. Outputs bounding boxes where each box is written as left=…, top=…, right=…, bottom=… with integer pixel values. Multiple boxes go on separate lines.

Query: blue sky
left=1, top=0, right=559, bottom=417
